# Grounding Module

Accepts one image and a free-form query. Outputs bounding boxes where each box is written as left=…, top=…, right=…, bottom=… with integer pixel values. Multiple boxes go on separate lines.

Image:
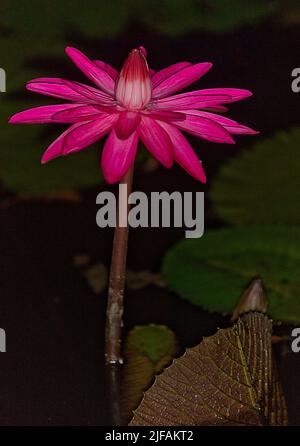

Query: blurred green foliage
left=0, top=0, right=280, bottom=38
left=143, top=0, right=279, bottom=35
left=163, top=225, right=300, bottom=324
left=210, top=128, right=300, bottom=225
left=0, top=116, right=105, bottom=194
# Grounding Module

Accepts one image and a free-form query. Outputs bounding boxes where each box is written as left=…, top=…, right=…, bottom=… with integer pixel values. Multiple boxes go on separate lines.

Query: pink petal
left=149, top=69, right=155, bottom=76
left=62, top=79, right=114, bottom=105
left=101, top=129, right=138, bottom=184
left=142, top=109, right=185, bottom=122
left=152, top=63, right=212, bottom=99
left=159, top=121, right=206, bottom=183
left=151, top=62, right=192, bottom=89
left=26, top=78, right=109, bottom=103
left=183, top=110, right=259, bottom=135
left=152, top=91, right=231, bottom=110
left=41, top=115, right=117, bottom=163
left=93, top=60, right=118, bottom=80
left=41, top=123, right=82, bottom=163
left=51, top=105, right=105, bottom=123
left=203, top=105, right=228, bottom=113
left=63, top=114, right=118, bottom=154
left=9, top=104, right=78, bottom=124
left=138, top=46, right=147, bottom=57
left=137, top=116, right=174, bottom=168
left=27, top=78, right=89, bottom=102
left=65, top=47, right=115, bottom=94
left=196, top=88, right=253, bottom=103
left=174, top=113, right=235, bottom=144
left=115, top=111, right=141, bottom=139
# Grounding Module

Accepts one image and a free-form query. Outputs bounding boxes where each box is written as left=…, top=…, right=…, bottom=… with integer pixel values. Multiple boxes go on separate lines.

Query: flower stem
left=105, top=166, right=134, bottom=364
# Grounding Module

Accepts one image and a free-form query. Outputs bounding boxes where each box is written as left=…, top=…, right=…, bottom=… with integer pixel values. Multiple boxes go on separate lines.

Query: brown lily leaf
left=231, top=278, right=267, bottom=322
left=83, top=263, right=108, bottom=294
left=270, top=360, right=288, bottom=425
left=126, top=270, right=167, bottom=290
left=130, top=312, right=288, bottom=426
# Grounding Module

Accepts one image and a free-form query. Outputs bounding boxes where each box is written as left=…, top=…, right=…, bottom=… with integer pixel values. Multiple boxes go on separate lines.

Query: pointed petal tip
left=200, top=173, right=207, bottom=184
left=41, top=155, right=49, bottom=164
left=41, top=152, right=60, bottom=164
left=103, top=174, right=119, bottom=185
left=138, top=46, right=147, bottom=57
left=240, top=127, right=260, bottom=136
left=8, top=115, right=18, bottom=124
left=199, top=62, right=213, bottom=73
left=164, top=159, right=174, bottom=169
left=236, top=89, right=253, bottom=101
left=194, top=164, right=207, bottom=183
left=65, top=46, right=84, bottom=60
left=65, top=46, right=76, bottom=55
left=233, top=89, right=253, bottom=100
left=26, top=81, right=44, bottom=93
left=9, top=112, right=34, bottom=124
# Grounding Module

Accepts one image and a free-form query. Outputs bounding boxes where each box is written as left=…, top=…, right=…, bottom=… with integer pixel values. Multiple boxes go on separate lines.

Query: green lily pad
left=0, top=122, right=104, bottom=194
left=126, top=324, right=177, bottom=365
left=163, top=225, right=300, bottom=324
left=210, top=128, right=300, bottom=225
left=121, top=324, right=177, bottom=423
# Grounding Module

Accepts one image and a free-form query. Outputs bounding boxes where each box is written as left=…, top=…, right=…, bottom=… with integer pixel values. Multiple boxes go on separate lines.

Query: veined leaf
left=130, top=313, right=288, bottom=426
left=163, top=225, right=300, bottom=324
left=121, top=325, right=177, bottom=424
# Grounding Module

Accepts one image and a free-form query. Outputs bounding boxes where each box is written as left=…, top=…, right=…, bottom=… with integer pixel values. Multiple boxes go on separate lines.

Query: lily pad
left=163, top=225, right=300, bottom=324
left=121, top=324, right=177, bottom=423
left=0, top=125, right=104, bottom=194
left=210, top=128, right=300, bottom=225
left=125, top=324, right=177, bottom=366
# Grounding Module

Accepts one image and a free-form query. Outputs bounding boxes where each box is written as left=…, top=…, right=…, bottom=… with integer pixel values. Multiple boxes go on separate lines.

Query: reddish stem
left=105, top=166, right=133, bottom=364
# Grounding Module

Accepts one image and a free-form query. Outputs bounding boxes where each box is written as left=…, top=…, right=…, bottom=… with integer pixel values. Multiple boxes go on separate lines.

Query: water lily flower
left=9, top=46, right=257, bottom=184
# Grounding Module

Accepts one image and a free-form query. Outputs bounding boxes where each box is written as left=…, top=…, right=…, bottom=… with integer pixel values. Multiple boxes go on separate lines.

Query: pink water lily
left=9, top=46, right=257, bottom=184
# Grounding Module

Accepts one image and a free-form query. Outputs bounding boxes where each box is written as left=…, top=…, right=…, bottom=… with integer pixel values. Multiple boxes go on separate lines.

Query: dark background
left=0, top=0, right=299, bottom=425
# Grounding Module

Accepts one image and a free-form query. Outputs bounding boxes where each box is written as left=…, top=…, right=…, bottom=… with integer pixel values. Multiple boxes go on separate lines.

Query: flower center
left=115, top=47, right=152, bottom=110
